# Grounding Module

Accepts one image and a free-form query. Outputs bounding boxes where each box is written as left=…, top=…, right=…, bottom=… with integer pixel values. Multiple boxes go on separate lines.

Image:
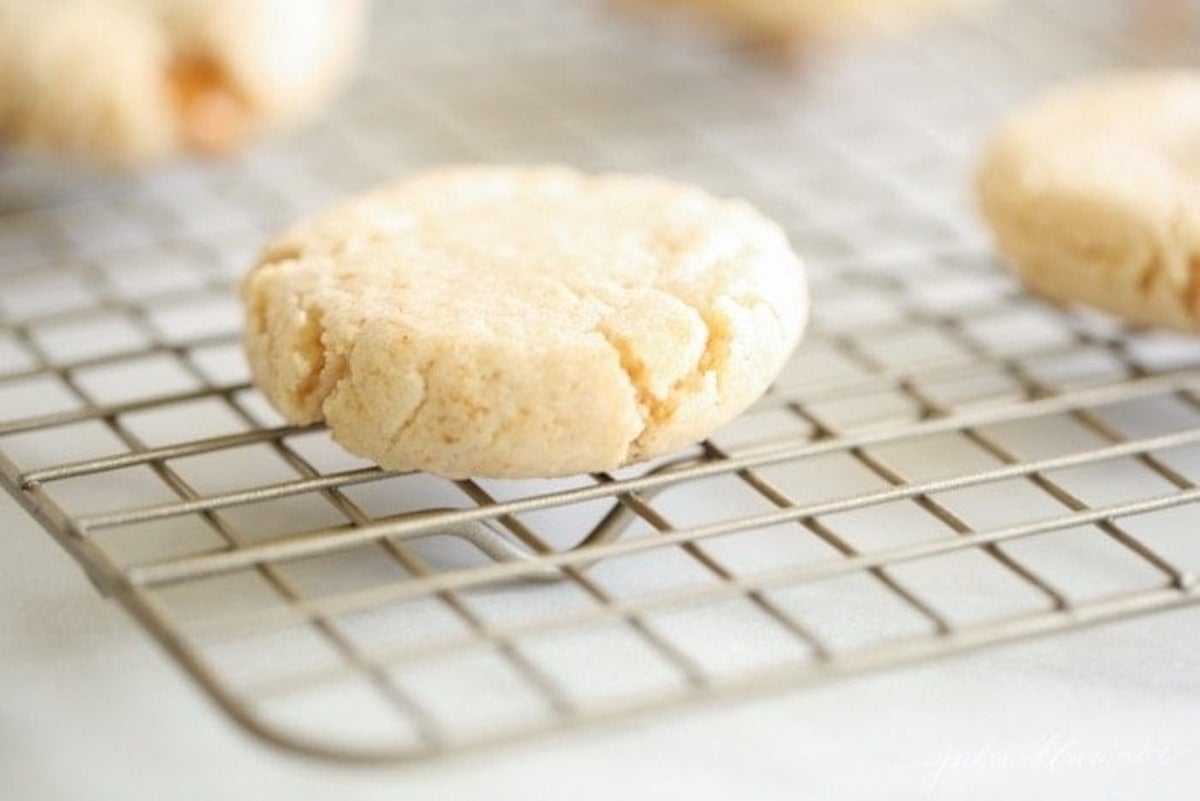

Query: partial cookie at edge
left=977, top=70, right=1200, bottom=332
left=618, top=0, right=978, bottom=53
left=0, top=0, right=365, bottom=164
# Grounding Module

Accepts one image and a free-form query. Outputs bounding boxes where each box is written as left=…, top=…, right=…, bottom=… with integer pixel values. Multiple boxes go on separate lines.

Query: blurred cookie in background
left=0, top=0, right=366, bottom=166
left=615, top=0, right=980, bottom=57
left=977, top=70, right=1200, bottom=333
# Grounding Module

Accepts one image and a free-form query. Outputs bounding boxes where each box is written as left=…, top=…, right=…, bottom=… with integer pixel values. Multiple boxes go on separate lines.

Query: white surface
left=2, top=489, right=1198, bottom=800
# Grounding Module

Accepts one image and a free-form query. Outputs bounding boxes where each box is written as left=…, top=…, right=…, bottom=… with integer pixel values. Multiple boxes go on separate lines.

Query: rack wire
left=2, top=0, right=1200, bottom=763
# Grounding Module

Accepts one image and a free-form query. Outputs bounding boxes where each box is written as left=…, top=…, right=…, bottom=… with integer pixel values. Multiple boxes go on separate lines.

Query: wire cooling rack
left=3, top=0, right=1200, bottom=763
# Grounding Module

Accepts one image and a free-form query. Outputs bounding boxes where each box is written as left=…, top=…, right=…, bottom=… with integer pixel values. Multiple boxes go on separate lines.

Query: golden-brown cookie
left=242, top=165, right=808, bottom=479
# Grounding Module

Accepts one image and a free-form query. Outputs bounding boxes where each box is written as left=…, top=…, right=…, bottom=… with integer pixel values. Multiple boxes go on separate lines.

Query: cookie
left=620, top=0, right=970, bottom=52
left=977, top=71, right=1200, bottom=332
left=242, top=166, right=808, bottom=479
left=0, top=0, right=365, bottom=165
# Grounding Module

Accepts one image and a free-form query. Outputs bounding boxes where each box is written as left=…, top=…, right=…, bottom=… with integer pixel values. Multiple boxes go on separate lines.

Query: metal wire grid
left=3, top=0, right=1200, bottom=763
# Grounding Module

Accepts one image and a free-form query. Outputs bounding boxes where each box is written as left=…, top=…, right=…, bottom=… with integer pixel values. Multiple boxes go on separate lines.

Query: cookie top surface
left=978, top=70, right=1200, bottom=331
left=242, top=166, right=808, bottom=479
left=0, top=0, right=363, bottom=163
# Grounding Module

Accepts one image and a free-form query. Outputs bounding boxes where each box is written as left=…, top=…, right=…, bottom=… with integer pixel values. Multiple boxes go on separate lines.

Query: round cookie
left=0, top=0, right=365, bottom=165
left=242, top=166, right=808, bottom=479
left=977, top=71, right=1200, bottom=332
left=620, top=0, right=972, bottom=52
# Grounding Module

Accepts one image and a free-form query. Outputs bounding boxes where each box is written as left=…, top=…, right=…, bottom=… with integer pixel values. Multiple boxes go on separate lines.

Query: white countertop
left=4, top=489, right=1197, bottom=800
